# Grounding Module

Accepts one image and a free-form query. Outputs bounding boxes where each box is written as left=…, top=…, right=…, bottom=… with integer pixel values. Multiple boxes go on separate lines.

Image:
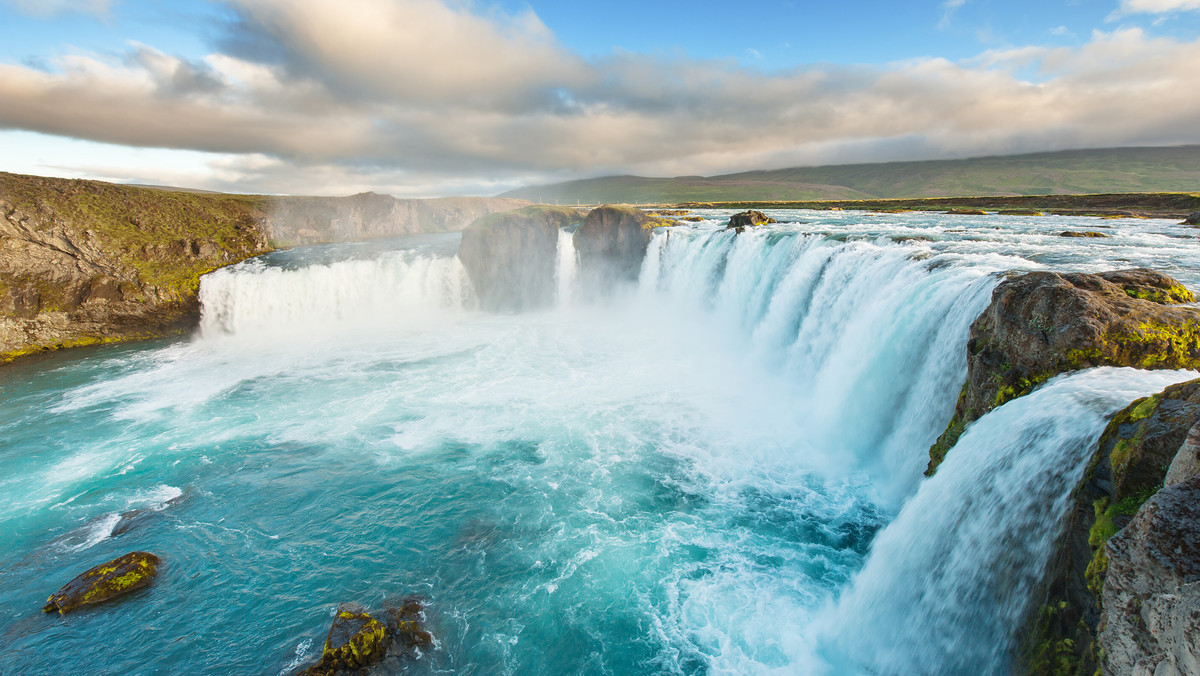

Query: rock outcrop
left=1020, top=379, right=1200, bottom=675
left=42, top=551, right=161, bottom=615
left=575, top=205, right=673, bottom=291
left=927, top=269, right=1200, bottom=474
left=1101, top=474, right=1200, bottom=676
left=457, top=205, right=584, bottom=311
left=1, top=173, right=272, bottom=363
left=1183, top=211, right=1200, bottom=226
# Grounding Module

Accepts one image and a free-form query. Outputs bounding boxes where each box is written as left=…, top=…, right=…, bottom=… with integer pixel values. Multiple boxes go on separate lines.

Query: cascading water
left=3, top=212, right=1200, bottom=674
left=813, top=367, right=1197, bottom=675
left=556, top=227, right=580, bottom=307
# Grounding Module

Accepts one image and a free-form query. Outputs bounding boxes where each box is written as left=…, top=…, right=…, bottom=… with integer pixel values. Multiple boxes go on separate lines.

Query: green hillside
left=501, top=145, right=1200, bottom=204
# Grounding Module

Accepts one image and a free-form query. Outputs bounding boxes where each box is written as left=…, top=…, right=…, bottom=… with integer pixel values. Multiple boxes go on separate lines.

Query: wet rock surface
left=42, top=551, right=161, bottom=615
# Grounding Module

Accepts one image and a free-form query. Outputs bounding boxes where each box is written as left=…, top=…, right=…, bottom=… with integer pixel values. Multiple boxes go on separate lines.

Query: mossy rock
left=300, top=599, right=434, bottom=675
left=1016, top=377, right=1200, bottom=675
left=1059, top=231, right=1111, bottom=238
left=300, top=603, right=390, bottom=675
left=42, top=551, right=161, bottom=614
left=927, top=269, right=1200, bottom=475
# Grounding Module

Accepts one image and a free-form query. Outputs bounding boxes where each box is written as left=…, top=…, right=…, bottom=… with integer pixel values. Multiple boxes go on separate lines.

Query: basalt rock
left=927, top=269, right=1200, bottom=475
left=1101, top=474, right=1200, bottom=676
left=42, top=551, right=161, bottom=614
left=457, top=205, right=584, bottom=311
left=574, top=205, right=673, bottom=291
left=1019, top=378, right=1200, bottom=675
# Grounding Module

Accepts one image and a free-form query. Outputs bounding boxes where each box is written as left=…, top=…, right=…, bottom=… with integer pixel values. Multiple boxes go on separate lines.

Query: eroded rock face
left=1101, top=474, right=1200, bottom=676
left=574, top=205, right=672, bottom=291
left=457, top=205, right=583, bottom=311
left=42, top=551, right=161, bottom=615
left=928, top=269, right=1200, bottom=474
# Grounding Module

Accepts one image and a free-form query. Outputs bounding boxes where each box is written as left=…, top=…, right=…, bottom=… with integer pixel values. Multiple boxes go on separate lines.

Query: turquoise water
left=2, top=211, right=1198, bottom=674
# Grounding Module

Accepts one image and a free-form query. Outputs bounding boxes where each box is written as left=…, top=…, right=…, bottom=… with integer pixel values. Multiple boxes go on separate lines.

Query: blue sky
left=2, top=0, right=1199, bottom=196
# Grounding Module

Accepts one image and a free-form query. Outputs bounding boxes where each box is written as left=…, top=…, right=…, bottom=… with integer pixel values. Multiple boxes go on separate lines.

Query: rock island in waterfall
left=2, top=2, right=1200, bottom=675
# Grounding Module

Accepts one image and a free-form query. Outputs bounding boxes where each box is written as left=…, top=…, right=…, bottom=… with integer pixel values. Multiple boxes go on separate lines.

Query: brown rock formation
left=928, top=269, right=1200, bottom=474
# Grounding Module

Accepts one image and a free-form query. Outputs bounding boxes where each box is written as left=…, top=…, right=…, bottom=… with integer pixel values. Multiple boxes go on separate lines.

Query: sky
left=1, top=0, right=1199, bottom=197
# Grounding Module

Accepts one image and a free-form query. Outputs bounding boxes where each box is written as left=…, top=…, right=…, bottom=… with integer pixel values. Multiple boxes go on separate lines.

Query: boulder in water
left=1059, top=230, right=1110, bottom=238
left=726, top=210, right=774, bottom=230
left=299, top=599, right=433, bottom=675
left=1182, top=211, right=1200, bottom=226
left=42, top=551, right=161, bottom=615
left=928, top=268, right=1200, bottom=475
left=300, top=603, right=389, bottom=675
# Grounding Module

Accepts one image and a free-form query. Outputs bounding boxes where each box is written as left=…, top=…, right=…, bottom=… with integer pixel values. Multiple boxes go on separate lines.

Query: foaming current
left=1, top=213, right=1198, bottom=674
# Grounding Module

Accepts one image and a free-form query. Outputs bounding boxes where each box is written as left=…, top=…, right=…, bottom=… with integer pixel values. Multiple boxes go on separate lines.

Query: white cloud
left=1119, top=0, right=1200, bottom=13
left=3, top=0, right=113, bottom=17
left=1, top=0, right=1200, bottom=196
left=939, top=0, right=967, bottom=29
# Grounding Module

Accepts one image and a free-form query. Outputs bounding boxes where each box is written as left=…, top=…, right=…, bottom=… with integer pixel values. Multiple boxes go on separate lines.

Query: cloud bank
left=2, top=0, right=1200, bottom=195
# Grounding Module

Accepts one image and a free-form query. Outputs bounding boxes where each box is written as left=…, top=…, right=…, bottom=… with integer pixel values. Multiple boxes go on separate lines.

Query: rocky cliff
left=0, top=172, right=526, bottom=362
left=0, top=173, right=272, bottom=362
left=928, top=269, right=1200, bottom=474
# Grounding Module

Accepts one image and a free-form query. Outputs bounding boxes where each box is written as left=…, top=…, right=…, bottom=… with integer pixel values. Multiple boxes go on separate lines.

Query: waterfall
left=556, top=227, right=580, bottom=307
left=813, top=367, right=1197, bottom=675
left=637, top=227, right=999, bottom=501
left=198, top=251, right=473, bottom=338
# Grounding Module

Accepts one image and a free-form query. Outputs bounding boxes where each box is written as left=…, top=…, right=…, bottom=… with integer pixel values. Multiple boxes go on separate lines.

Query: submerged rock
left=457, top=205, right=584, bottom=311
left=1101, top=474, right=1200, bottom=676
left=726, top=210, right=774, bottom=230
left=927, top=268, right=1200, bottom=475
left=42, top=551, right=161, bottom=615
left=1059, top=230, right=1111, bottom=238
left=575, top=205, right=673, bottom=290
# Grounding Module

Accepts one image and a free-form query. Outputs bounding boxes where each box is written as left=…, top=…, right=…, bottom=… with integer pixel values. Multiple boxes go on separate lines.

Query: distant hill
left=501, top=146, right=1200, bottom=204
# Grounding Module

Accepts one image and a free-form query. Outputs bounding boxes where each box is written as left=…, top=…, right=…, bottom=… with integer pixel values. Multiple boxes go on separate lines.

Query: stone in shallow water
left=42, top=551, right=161, bottom=615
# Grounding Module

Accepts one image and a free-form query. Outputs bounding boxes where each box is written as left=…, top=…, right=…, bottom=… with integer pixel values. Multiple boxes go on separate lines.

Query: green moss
left=1122, top=284, right=1196, bottom=304
left=1106, top=320, right=1200, bottom=370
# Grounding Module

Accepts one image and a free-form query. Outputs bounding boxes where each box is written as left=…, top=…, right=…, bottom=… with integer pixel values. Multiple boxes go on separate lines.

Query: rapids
left=2, top=209, right=1199, bottom=674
